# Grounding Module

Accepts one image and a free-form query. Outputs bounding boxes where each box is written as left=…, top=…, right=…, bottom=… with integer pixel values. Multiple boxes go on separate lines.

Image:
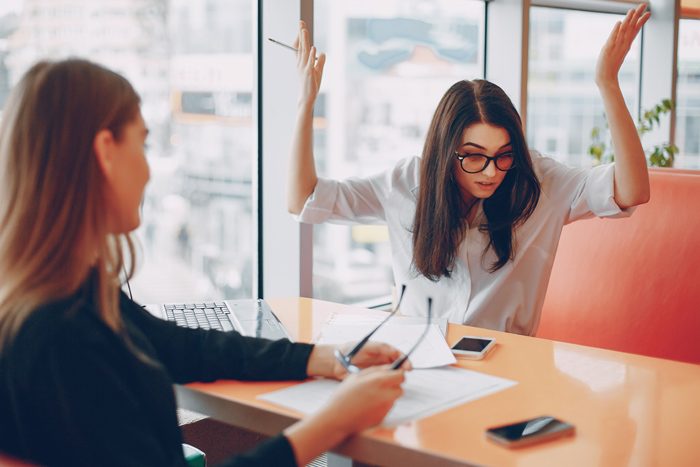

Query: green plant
left=589, top=98, right=679, bottom=167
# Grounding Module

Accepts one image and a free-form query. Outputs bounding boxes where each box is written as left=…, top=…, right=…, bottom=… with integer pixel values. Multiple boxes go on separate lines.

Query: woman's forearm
left=287, top=101, right=319, bottom=214
left=305, top=344, right=334, bottom=378
left=598, top=82, right=650, bottom=208
left=594, top=5, right=651, bottom=209
left=284, top=413, right=347, bottom=466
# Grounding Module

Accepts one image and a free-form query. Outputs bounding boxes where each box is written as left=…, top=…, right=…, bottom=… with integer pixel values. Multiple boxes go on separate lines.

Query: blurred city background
left=0, top=0, right=697, bottom=305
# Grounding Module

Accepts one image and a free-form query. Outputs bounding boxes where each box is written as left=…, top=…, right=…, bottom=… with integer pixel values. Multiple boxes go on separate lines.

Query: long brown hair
left=0, top=59, right=140, bottom=348
left=412, top=80, right=541, bottom=279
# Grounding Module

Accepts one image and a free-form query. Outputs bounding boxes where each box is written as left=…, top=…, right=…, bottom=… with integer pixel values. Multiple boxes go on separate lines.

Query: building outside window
left=0, top=0, right=256, bottom=303
left=527, top=7, right=641, bottom=167
left=312, top=0, right=486, bottom=304
left=676, top=17, right=700, bottom=169
left=1, top=1, right=696, bottom=307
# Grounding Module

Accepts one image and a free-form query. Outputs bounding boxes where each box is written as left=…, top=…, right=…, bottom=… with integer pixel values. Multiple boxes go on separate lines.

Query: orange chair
left=0, top=444, right=205, bottom=466
left=0, top=452, right=36, bottom=466
left=537, top=168, right=700, bottom=364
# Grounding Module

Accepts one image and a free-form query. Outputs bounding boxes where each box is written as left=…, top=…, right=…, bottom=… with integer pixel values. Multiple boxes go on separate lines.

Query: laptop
left=144, top=299, right=292, bottom=341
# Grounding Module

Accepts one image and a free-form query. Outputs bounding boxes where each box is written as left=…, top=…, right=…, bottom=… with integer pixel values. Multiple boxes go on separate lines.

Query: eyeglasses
left=454, top=151, right=515, bottom=173
left=334, top=285, right=433, bottom=373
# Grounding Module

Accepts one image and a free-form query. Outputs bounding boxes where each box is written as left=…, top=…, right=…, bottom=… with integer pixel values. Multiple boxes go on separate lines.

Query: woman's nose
left=482, top=159, right=497, bottom=177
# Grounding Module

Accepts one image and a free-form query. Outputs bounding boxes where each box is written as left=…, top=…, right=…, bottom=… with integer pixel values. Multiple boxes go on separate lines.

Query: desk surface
left=176, top=298, right=700, bottom=466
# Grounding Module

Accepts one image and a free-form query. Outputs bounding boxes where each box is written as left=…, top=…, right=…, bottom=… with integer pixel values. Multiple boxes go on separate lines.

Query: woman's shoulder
left=386, top=155, right=421, bottom=194
left=529, top=149, right=561, bottom=175
left=7, top=295, right=108, bottom=362
left=384, top=155, right=420, bottom=178
left=528, top=149, right=586, bottom=186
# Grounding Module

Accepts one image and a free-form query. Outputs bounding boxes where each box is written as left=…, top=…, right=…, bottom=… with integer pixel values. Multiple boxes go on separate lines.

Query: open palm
left=294, top=20, right=326, bottom=105
left=596, top=4, right=650, bottom=87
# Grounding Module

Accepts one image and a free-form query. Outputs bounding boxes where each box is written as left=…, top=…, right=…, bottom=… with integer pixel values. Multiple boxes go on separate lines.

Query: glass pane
left=0, top=0, right=255, bottom=303
left=313, top=0, right=485, bottom=304
left=676, top=19, right=700, bottom=169
left=527, top=7, right=641, bottom=167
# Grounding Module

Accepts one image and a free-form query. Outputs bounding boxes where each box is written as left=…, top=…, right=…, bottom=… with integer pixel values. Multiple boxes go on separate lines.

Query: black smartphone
left=486, top=416, right=575, bottom=448
left=450, top=335, right=496, bottom=359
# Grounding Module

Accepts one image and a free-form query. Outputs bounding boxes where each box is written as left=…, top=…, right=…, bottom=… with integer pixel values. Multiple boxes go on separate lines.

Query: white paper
left=316, top=313, right=456, bottom=369
left=258, top=367, right=517, bottom=426
left=326, top=312, right=449, bottom=336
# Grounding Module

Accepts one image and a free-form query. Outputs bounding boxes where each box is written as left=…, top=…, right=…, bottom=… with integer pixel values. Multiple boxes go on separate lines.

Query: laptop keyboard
left=163, top=302, right=235, bottom=332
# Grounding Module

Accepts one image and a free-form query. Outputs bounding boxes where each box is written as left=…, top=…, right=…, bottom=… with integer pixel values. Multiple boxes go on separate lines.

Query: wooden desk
left=175, top=298, right=700, bottom=466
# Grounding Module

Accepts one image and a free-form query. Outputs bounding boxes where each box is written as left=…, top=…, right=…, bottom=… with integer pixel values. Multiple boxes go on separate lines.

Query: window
left=312, top=0, right=486, bottom=304
left=0, top=0, right=256, bottom=303
left=527, top=7, right=641, bottom=167
left=676, top=18, right=700, bottom=168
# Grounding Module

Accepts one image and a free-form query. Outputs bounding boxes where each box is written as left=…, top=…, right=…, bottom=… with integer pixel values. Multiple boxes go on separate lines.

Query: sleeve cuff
left=583, top=162, right=636, bottom=219
left=236, top=338, right=315, bottom=381
left=272, top=435, right=298, bottom=467
left=220, top=434, right=298, bottom=467
left=288, top=342, right=315, bottom=380
left=293, top=178, right=338, bottom=224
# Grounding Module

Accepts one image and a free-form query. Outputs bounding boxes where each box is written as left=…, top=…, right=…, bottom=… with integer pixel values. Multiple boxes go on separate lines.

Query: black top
left=0, top=284, right=314, bottom=466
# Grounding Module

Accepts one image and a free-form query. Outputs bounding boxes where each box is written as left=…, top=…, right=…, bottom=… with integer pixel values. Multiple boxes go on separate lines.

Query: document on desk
left=315, top=312, right=456, bottom=368
left=259, top=367, right=517, bottom=426
left=324, top=311, right=449, bottom=335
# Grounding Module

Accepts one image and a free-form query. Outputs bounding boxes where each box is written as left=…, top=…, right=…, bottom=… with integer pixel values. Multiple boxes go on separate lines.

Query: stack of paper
left=259, top=367, right=517, bottom=426
left=315, top=311, right=456, bottom=369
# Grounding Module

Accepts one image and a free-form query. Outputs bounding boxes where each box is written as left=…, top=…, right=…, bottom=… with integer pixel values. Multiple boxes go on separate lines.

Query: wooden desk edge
left=175, top=385, right=478, bottom=466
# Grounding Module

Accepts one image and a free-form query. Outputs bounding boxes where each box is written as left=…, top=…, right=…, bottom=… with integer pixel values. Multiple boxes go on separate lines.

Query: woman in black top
left=0, top=59, right=407, bottom=466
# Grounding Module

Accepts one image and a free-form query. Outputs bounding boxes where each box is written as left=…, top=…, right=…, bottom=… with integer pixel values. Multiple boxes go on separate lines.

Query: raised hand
left=596, top=3, right=650, bottom=88
left=594, top=4, right=651, bottom=208
left=294, top=20, right=326, bottom=107
left=287, top=21, right=323, bottom=215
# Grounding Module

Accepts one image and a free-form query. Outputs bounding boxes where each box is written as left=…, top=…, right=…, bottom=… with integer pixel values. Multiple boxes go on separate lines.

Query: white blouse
left=295, top=152, right=633, bottom=335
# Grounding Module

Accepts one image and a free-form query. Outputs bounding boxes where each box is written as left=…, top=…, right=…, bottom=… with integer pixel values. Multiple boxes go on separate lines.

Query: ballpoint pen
left=268, top=37, right=298, bottom=53
left=268, top=37, right=319, bottom=60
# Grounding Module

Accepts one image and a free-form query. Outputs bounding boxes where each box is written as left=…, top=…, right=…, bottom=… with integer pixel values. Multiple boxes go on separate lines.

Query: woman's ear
left=93, top=129, right=116, bottom=179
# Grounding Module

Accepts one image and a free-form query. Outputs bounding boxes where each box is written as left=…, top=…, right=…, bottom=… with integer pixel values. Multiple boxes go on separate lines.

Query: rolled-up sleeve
left=294, top=177, right=346, bottom=224
left=535, top=154, right=635, bottom=224
left=571, top=162, right=635, bottom=221
left=294, top=158, right=419, bottom=225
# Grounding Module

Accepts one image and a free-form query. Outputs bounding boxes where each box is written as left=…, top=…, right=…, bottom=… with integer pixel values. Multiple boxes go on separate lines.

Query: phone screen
left=487, top=416, right=572, bottom=442
left=452, top=337, right=493, bottom=352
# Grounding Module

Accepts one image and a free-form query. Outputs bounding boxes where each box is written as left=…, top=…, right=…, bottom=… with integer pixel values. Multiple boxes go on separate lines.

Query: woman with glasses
left=0, top=59, right=409, bottom=466
left=288, top=5, right=651, bottom=335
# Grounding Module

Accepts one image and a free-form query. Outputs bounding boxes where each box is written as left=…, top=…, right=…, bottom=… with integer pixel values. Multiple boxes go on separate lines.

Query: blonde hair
left=0, top=59, right=141, bottom=348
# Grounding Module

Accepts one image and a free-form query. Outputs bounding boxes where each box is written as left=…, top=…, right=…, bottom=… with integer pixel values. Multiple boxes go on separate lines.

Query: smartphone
left=450, top=335, right=496, bottom=359
left=486, top=416, right=575, bottom=448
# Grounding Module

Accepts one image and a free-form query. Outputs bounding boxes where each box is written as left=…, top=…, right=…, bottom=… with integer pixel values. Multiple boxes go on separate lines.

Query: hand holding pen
left=269, top=20, right=325, bottom=107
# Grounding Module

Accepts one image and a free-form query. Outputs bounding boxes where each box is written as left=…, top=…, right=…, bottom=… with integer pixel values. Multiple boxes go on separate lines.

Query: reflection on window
left=0, top=0, right=255, bottom=303
left=313, top=0, right=485, bottom=304
left=527, top=7, right=640, bottom=167
left=676, top=19, right=700, bottom=169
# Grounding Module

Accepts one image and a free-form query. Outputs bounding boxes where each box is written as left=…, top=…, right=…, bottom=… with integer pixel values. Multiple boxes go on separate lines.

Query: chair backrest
left=0, top=445, right=204, bottom=465
left=537, top=168, right=700, bottom=364
left=0, top=452, right=37, bottom=466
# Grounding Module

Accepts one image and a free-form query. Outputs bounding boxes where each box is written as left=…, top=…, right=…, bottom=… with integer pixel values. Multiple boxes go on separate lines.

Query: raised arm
left=596, top=3, right=651, bottom=209
left=288, top=20, right=326, bottom=214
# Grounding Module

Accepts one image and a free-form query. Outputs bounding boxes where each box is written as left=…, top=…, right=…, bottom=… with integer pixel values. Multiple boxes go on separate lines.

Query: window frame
left=260, top=0, right=684, bottom=300
left=259, top=0, right=313, bottom=300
